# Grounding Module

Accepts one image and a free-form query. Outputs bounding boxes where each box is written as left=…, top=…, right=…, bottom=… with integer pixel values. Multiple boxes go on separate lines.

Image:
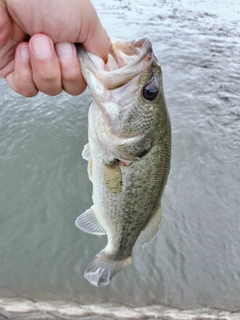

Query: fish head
left=77, top=38, right=168, bottom=161
left=77, top=37, right=163, bottom=112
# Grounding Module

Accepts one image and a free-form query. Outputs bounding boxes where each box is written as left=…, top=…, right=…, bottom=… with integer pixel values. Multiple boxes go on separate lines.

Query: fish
left=75, top=38, right=171, bottom=287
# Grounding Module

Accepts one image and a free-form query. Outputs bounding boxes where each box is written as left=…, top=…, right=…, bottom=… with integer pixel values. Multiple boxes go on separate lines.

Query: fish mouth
left=77, top=38, right=153, bottom=90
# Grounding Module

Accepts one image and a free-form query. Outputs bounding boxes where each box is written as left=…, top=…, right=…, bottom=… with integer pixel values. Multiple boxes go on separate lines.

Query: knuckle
left=33, top=70, right=63, bottom=95
left=22, top=90, right=38, bottom=98
left=41, top=87, right=63, bottom=96
left=14, top=77, right=37, bottom=97
left=38, top=71, right=59, bottom=83
left=0, top=26, right=9, bottom=47
left=15, top=86, right=38, bottom=97
left=14, top=81, right=38, bottom=98
left=65, top=84, right=86, bottom=96
left=62, top=69, right=79, bottom=82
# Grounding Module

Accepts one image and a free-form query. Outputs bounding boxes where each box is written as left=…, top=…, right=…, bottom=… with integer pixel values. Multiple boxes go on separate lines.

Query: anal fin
left=75, top=206, right=106, bottom=235
left=139, top=204, right=162, bottom=247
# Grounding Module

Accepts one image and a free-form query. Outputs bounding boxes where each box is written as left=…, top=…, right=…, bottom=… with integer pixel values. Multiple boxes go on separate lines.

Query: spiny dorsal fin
left=82, top=143, right=90, bottom=161
left=139, top=205, right=162, bottom=247
left=75, top=206, right=106, bottom=235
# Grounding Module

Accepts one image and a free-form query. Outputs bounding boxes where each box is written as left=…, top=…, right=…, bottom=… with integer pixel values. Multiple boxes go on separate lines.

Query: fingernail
left=56, top=42, right=73, bottom=59
left=20, top=45, right=30, bottom=60
left=32, top=37, right=51, bottom=58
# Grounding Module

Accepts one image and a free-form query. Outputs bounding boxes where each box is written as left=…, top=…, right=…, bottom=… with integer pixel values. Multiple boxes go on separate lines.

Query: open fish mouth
left=77, top=38, right=154, bottom=90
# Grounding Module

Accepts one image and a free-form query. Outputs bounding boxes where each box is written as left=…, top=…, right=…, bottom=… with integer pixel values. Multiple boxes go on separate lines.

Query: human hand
left=0, top=0, right=109, bottom=96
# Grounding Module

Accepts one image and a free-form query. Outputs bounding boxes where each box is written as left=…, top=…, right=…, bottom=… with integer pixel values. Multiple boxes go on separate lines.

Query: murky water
left=0, top=0, right=240, bottom=311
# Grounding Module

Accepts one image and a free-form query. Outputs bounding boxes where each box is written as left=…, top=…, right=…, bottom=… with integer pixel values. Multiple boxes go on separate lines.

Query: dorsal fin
left=75, top=206, right=106, bottom=236
left=139, top=205, right=162, bottom=247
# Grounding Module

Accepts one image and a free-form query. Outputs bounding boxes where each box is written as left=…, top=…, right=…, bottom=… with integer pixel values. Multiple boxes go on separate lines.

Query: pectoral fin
left=75, top=206, right=106, bottom=236
left=82, top=143, right=93, bottom=181
left=82, top=143, right=90, bottom=161
left=139, top=204, right=162, bottom=247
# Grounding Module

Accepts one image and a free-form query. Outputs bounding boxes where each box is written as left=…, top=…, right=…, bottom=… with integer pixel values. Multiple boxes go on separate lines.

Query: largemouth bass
left=76, top=38, right=171, bottom=287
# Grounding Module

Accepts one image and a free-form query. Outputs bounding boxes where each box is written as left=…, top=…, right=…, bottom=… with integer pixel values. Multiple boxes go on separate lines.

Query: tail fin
left=84, top=251, right=132, bottom=287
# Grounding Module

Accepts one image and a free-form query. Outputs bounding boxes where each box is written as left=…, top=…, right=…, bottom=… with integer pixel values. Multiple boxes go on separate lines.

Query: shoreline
left=0, top=298, right=240, bottom=320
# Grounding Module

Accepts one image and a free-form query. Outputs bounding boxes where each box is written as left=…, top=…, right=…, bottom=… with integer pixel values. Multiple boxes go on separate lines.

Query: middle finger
left=29, top=34, right=63, bottom=96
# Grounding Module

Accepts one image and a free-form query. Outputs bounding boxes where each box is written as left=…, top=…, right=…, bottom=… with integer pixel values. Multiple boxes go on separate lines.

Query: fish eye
left=142, top=81, right=159, bottom=101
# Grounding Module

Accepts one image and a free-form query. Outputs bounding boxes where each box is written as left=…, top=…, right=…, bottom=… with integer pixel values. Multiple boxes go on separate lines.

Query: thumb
left=80, top=2, right=109, bottom=62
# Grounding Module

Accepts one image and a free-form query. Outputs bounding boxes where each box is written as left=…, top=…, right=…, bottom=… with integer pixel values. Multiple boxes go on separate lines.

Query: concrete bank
left=0, top=298, right=240, bottom=320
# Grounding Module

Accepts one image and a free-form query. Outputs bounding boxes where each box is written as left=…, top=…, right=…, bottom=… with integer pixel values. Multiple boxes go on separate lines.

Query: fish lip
left=77, top=38, right=154, bottom=90
left=132, top=37, right=153, bottom=52
left=77, top=37, right=152, bottom=68
left=114, top=37, right=153, bottom=70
